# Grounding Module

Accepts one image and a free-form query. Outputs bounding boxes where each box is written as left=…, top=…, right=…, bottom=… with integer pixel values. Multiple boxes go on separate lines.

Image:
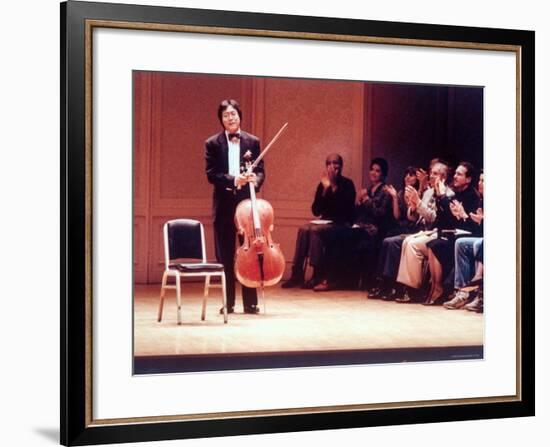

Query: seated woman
left=444, top=171, right=484, bottom=311
left=424, top=162, right=481, bottom=305
left=394, top=160, right=451, bottom=303
left=368, top=166, right=420, bottom=300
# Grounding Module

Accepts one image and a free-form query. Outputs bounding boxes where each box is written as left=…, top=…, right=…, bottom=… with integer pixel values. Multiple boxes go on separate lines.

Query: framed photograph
left=61, top=0, right=534, bottom=445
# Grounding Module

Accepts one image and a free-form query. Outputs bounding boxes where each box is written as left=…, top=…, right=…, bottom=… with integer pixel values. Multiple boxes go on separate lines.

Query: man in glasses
left=205, top=99, right=264, bottom=314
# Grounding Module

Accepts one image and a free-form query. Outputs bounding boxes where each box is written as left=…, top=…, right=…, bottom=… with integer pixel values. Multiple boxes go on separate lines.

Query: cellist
left=205, top=99, right=264, bottom=315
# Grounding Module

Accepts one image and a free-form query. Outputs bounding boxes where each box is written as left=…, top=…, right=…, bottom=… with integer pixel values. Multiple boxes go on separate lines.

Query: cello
left=234, top=123, right=288, bottom=289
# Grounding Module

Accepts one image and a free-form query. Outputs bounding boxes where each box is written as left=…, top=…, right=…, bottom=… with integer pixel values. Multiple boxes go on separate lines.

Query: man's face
left=453, top=165, right=471, bottom=190
left=221, top=105, right=241, bottom=133
left=325, top=155, right=342, bottom=176
left=369, top=163, right=383, bottom=184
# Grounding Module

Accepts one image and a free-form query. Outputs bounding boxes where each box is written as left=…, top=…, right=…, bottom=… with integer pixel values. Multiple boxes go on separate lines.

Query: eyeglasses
left=222, top=111, right=239, bottom=119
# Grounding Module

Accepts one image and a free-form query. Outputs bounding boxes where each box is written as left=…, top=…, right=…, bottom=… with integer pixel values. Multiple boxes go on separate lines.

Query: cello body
left=233, top=123, right=288, bottom=289
left=234, top=197, right=285, bottom=288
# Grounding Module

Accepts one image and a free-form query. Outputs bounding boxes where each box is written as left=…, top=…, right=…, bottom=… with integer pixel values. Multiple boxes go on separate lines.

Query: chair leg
left=204, top=275, right=210, bottom=297
left=201, top=276, right=209, bottom=321
left=221, top=273, right=228, bottom=324
left=158, top=271, right=168, bottom=322
left=176, top=273, right=182, bottom=325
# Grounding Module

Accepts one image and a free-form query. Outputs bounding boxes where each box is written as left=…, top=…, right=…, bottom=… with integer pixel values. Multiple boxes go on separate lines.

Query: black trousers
left=426, top=236, right=456, bottom=285
left=213, top=201, right=257, bottom=309
left=318, top=225, right=380, bottom=288
left=289, top=223, right=332, bottom=280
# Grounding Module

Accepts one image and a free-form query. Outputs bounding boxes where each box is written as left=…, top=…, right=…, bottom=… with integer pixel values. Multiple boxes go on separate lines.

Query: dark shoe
left=395, top=285, right=417, bottom=303
left=220, top=306, right=234, bottom=314
left=302, top=278, right=320, bottom=289
left=395, top=291, right=413, bottom=303
left=313, top=280, right=331, bottom=292
left=423, top=293, right=446, bottom=306
left=382, top=287, right=404, bottom=301
left=281, top=277, right=303, bottom=288
left=243, top=305, right=260, bottom=314
left=368, top=287, right=385, bottom=299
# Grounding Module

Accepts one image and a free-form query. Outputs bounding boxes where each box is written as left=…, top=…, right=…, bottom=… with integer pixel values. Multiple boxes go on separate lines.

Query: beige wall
left=133, top=71, right=366, bottom=283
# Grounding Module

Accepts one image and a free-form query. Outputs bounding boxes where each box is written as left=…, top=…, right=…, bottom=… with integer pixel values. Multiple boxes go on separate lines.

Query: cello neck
left=248, top=182, right=262, bottom=237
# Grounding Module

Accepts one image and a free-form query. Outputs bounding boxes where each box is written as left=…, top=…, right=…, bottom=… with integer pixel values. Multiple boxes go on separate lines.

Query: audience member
left=394, top=161, right=451, bottom=303
left=424, top=162, right=481, bottom=305
left=282, top=153, right=356, bottom=289
left=444, top=171, right=484, bottom=310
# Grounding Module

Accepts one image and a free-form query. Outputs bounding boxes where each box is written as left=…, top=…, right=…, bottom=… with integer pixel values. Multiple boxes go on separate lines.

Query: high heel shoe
left=423, top=292, right=445, bottom=306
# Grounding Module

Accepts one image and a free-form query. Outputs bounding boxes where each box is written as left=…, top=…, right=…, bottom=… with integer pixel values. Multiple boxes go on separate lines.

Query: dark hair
left=458, top=161, right=475, bottom=179
left=217, top=99, right=242, bottom=126
left=403, top=166, right=420, bottom=190
left=371, top=157, right=389, bottom=180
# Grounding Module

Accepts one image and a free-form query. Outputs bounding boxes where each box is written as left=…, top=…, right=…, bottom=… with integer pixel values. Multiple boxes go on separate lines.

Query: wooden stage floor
left=134, top=283, right=484, bottom=367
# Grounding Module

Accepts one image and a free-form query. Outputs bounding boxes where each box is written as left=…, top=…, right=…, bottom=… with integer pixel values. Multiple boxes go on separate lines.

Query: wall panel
left=133, top=72, right=152, bottom=283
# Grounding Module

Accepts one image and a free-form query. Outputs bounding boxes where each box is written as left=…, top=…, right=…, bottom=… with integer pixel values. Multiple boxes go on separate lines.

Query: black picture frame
left=61, top=1, right=535, bottom=445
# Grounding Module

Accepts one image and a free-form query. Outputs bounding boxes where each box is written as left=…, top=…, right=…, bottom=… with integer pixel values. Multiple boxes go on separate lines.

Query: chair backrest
left=163, top=219, right=207, bottom=267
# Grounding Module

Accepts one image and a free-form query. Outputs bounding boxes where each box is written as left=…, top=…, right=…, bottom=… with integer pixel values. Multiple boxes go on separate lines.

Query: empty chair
left=158, top=219, right=228, bottom=324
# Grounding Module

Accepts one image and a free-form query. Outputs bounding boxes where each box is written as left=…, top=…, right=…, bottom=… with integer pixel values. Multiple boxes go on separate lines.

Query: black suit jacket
left=205, top=130, right=265, bottom=225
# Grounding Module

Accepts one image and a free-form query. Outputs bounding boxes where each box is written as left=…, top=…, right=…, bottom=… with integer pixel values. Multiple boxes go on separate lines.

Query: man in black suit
left=205, top=99, right=264, bottom=314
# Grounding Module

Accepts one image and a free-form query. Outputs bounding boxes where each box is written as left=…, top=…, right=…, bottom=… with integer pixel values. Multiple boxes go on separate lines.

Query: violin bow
left=247, top=122, right=288, bottom=171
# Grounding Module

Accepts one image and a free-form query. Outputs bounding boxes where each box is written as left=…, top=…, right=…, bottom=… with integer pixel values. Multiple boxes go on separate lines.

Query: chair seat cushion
left=172, top=262, right=224, bottom=273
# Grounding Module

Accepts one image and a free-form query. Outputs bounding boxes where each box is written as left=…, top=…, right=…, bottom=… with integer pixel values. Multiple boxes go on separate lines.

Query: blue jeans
left=377, top=234, right=407, bottom=279
left=454, top=237, right=483, bottom=289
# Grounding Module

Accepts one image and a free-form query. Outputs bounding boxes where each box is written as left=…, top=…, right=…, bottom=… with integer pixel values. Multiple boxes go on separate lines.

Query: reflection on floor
left=134, top=283, right=483, bottom=357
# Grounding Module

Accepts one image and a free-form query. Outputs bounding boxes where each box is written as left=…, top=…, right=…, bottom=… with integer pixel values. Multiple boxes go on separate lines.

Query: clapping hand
left=434, top=178, right=446, bottom=197
left=450, top=200, right=468, bottom=220
left=470, top=207, right=484, bottom=224
left=384, top=184, right=398, bottom=198
left=357, top=188, right=369, bottom=205
left=320, top=170, right=331, bottom=190
left=321, top=164, right=338, bottom=194
left=405, top=185, right=420, bottom=208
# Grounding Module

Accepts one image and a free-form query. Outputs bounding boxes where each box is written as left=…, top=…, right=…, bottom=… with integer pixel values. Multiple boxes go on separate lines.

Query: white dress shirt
left=225, top=129, right=241, bottom=178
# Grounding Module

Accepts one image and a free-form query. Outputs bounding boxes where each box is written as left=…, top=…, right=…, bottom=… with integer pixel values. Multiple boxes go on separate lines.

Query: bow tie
left=228, top=133, right=241, bottom=140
